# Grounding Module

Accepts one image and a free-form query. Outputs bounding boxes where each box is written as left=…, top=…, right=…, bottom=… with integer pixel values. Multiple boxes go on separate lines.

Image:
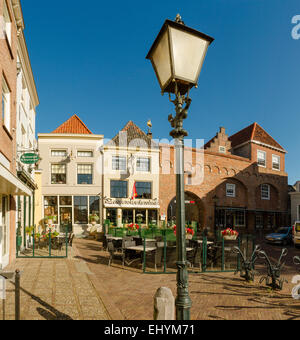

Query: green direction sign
left=20, top=153, right=40, bottom=165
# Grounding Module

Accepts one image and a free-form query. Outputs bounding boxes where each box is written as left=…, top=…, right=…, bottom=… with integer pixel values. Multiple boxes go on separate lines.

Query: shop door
left=60, top=207, right=73, bottom=233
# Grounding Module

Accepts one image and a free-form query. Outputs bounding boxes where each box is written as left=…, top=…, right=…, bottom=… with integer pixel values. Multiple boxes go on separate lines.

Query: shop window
left=51, top=164, right=66, bottom=184
left=136, top=182, right=152, bottom=199
left=216, top=209, right=225, bottom=227
left=111, top=180, right=128, bottom=198
left=136, top=158, right=150, bottom=172
left=44, top=196, right=58, bottom=222
left=148, top=210, right=158, bottom=225
left=106, top=209, right=117, bottom=226
left=59, top=196, right=72, bottom=206
left=74, top=196, right=88, bottom=224
left=135, top=210, right=146, bottom=224
left=89, top=196, right=100, bottom=218
left=255, top=214, right=264, bottom=229
left=77, top=164, right=93, bottom=185
left=235, top=211, right=245, bottom=227
left=122, top=210, right=134, bottom=224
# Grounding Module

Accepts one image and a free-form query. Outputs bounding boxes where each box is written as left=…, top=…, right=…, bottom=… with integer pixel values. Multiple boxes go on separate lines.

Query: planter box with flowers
left=221, top=228, right=239, bottom=241
left=127, top=223, right=140, bottom=236
left=173, top=225, right=195, bottom=240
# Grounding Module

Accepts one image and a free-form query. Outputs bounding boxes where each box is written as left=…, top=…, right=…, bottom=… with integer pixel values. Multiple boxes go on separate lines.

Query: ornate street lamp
left=146, top=14, right=214, bottom=320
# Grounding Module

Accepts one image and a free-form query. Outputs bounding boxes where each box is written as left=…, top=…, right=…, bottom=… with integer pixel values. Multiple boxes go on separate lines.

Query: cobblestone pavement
left=1, top=246, right=110, bottom=320
left=73, top=239, right=300, bottom=320
left=2, top=239, right=300, bottom=320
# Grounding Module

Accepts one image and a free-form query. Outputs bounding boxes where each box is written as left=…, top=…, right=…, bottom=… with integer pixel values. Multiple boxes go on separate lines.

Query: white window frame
left=136, top=157, right=151, bottom=172
left=219, top=146, right=226, bottom=154
left=257, top=150, right=266, bottom=167
left=3, top=1, right=11, bottom=46
left=272, top=154, right=280, bottom=171
left=2, top=77, right=10, bottom=132
left=51, top=150, right=67, bottom=157
left=226, top=184, right=236, bottom=198
left=77, top=151, right=93, bottom=158
left=77, top=164, right=93, bottom=185
left=261, top=184, right=270, bottom=200
left=112, top=156, right=127, bottom=171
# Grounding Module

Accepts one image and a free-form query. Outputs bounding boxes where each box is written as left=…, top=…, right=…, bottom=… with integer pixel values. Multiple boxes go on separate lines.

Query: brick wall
left=159, top=144, right=288, bottom=232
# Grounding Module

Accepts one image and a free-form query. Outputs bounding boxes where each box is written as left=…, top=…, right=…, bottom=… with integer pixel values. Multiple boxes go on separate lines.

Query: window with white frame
left=272, top=155, right=280, bottom=171
left=261, top=184, right=270, bottom=200
left=112, top=156, right=126, bottom=171
left=226, top=183, right=236, bottom=198
left=136, top=158, right=150, bottom=172
left=257, top=150, right=266, bottom=167
left=219, top=146, right=226, bottom=154
left=2, top=77, right=10, bottom=131
left=78, top=151, right=93, bottom=157
left=3, top=1, right=11, bottom=45
left=77, top=164, right=93, bottom=185
left=51, top=164, right=66, bottom=184
left=51, top=150, right=67, bottom=157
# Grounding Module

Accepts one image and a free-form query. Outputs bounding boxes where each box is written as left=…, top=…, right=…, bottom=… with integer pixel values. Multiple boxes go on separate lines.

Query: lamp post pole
left=169, top=83, right=192, bottom=320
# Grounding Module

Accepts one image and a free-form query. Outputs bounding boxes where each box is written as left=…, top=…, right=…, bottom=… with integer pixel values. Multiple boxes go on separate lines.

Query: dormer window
left=272, top=155, right=280, bottom=171
left=257, top=150, right=266, bottom=167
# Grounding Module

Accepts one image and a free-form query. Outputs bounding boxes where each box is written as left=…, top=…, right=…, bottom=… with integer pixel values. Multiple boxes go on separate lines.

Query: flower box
left=223, top=235, right=238, bottom=241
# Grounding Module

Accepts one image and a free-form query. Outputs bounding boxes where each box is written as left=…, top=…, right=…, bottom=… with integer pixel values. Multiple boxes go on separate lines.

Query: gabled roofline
left=232, top=139, right=287, bottom=154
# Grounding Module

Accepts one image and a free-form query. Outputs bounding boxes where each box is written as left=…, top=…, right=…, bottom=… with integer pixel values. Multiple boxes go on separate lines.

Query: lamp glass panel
left=170, top=27, right=209, bottom=83
left=151, top=30, right=172, bottom=89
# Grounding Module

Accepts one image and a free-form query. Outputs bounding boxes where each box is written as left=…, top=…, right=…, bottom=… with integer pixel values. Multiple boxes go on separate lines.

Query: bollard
left=154, top=287, right=175, bottom=320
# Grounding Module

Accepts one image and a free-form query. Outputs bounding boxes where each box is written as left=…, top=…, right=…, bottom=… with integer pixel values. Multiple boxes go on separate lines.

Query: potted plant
left=222, top=228, right=239, bottom=241
left=89, top=214, right=100, bottom=226
left=186, top=227, right=195, bottom=240
left=45, top=215, right=57, bottom=226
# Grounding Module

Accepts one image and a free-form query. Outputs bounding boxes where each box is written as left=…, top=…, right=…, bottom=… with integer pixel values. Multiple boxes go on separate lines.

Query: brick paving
left=74, top=239, right=300, bottom=320
left=1, top=238, right=300, bottom=320
left=1, top=247, right=110, bottom=320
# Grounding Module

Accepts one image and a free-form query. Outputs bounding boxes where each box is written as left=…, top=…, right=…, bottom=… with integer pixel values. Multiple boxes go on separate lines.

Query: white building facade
left=103, top=121, right=160, bottom=227
left=37, top=115, right=103, bottom=236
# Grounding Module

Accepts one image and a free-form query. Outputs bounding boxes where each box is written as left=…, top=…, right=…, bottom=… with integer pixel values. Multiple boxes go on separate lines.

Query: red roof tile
left=229, top=122, right=285, bottom=151
left=52, top=115, right=92, bottom=134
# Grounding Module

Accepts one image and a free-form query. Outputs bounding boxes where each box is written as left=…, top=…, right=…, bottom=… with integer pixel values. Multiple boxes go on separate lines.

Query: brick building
left=0, top=0, right=37, bottom=268
left=159, top=123, right=288, bottom=235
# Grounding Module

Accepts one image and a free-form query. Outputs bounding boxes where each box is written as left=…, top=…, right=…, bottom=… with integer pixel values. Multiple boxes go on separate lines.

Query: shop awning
left=0, top=163, right=32, bottom=196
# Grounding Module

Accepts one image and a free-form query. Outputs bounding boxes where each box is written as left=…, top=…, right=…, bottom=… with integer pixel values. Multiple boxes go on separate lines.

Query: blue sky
left=22, top=0, right=300, bottom=184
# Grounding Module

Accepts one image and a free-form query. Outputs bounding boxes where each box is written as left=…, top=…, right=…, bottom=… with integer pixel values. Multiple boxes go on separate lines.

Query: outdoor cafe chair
left=108, top=241, right=125, bottom=267
left=145, top=243, right=163, bottom=272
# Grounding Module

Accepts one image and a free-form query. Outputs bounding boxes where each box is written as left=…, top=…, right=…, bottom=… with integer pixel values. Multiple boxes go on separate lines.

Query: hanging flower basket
left=222, top=228, right=239, bottom=241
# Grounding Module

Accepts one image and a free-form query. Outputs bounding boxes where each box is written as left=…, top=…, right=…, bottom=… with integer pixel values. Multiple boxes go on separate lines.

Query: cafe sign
left=104, top=197, right=160, bottom=209
left=20, top=153, right=40, bottom=165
